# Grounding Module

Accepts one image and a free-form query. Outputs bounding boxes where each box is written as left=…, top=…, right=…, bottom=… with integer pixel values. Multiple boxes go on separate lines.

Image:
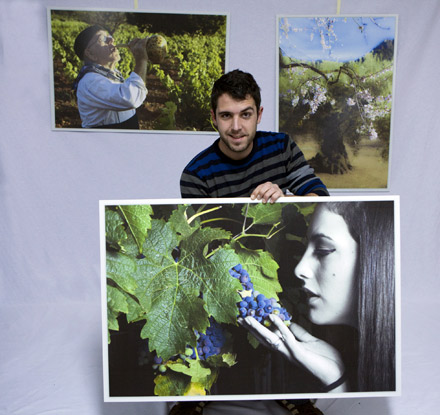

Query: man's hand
left=250, top=182, right=283, bottom=204
left=250, top=184, right=321, bottom=203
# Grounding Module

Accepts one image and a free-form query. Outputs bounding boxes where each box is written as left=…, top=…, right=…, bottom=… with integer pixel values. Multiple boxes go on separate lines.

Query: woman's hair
left=210, top=69, right=261, bottom=114
left=321, top=201, right=396, bottom=392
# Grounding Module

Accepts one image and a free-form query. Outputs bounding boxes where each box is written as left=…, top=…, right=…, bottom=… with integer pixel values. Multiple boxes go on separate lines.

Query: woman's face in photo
left=294, top=206, right=358, bottom=327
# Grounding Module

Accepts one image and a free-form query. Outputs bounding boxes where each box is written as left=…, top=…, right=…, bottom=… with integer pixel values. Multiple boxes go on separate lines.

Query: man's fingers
left=251, top=182, right=282, bottom=203
left=262, top=187, right=282, bottom=204
left=250, top=183, right=268, bottom=200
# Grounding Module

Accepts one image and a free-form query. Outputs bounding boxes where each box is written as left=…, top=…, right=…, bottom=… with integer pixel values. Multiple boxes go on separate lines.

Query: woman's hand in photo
left=239, top=314, right=347, bottom=391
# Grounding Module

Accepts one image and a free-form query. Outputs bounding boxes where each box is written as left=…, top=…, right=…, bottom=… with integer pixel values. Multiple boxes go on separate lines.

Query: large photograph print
left=100, top=196, right=400, bottom=401
left=277, top=16, right=397, bottom=190
left=49, top=8, right=227, bottom=132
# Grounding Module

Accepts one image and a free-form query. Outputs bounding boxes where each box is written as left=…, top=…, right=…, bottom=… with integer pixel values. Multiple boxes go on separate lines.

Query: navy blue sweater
left=180, top=131, right=328, bottom=198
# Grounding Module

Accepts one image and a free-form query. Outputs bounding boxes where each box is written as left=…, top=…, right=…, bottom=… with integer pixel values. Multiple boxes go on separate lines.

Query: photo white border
left=275, top=15, right=399, bottom=192
left=99, top=195, right=401, bottom=402
left=47, top=6, right=230, bottom=134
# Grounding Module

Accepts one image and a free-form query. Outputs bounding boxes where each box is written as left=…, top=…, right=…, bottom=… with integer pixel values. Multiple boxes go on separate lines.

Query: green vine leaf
left=107, top=307, right=119, bottom=331
left=297, top=203, right=317, bottom=220
left=206, top=352, right=237, bottom=368
left=105, top=209, right=127, bottom=250
left=168, top=204, right=199, bottom=237
left=119, top=205, right=153, bottom=254
left=107, top=285, right=127, bottom=341
left=130, top=219, right=241, bottom=360
left=167, top=359, right=211, bottom=383
left=244, top=202, right=283, bottom=225
left=123, top=290, right=146, bottom=323
left=167, top=359, right=219, bottom=395
left=107, top=285, right=128, bottom=314
left=154, top=372, right=189, bottom=396
left=107, top=251, right=138, bottom=295
left=230, top=240, right=282, bottom=300
left=179, top=227, right=243, bottom=324
left=183, top=382, right=208, bottom=396
left=286, top=233, right=304, bottom=242
left=279, top=203, right=309, bottom=246
left=247, top=332, right=260, bottom=349
left=221, top=352, right=237, bottom=367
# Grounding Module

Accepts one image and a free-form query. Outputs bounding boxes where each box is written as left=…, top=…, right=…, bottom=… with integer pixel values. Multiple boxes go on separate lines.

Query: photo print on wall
left=277, top=15, right=398, bottom=190
left=100, top=196, right=401, bottom=401
left=48, top=8, right=228, bottom=132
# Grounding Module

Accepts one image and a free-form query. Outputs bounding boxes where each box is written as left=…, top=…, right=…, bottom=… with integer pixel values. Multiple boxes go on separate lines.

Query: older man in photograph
left=73, top=25, right=148, bottom=129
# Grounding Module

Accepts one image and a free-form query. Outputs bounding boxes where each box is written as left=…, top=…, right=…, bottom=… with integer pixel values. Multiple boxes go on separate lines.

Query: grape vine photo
left=48, top=8, right=227, bottom=132
left=277, top=16, right=397, bottom=190
left=100, top=196, right=401, bottom=401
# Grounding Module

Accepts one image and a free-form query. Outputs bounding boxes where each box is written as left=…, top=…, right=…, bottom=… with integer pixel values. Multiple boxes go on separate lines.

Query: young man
left=174, top=70, right=327, bottom=414
left=180, top=69, right=329, bottom=203
left=72, top=25, right=148, bottom=129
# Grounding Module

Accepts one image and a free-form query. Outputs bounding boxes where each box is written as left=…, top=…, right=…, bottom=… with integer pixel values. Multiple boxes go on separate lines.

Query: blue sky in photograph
left=279, top=16, right=396, bottom=62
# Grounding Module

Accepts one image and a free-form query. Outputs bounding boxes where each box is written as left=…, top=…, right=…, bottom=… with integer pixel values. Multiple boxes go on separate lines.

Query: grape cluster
left=152, top=355, right=167, bottom=373
left=151, top=318, right=226, bottom=373
left=192, top=318, right=226, bottom=360
left=229, top=264, right=292, bottom=326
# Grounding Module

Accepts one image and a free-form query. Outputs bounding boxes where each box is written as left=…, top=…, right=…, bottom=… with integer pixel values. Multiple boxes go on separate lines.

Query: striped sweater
left=180, top=131, right=328, bottom=198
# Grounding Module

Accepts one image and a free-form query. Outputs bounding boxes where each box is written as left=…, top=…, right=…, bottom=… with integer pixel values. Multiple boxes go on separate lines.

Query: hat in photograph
left=74, top=25, right=104, bottom=60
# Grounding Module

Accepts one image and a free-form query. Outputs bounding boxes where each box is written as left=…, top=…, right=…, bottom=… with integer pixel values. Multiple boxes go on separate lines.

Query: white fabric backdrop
left=1, top=0, right=439, bottom=414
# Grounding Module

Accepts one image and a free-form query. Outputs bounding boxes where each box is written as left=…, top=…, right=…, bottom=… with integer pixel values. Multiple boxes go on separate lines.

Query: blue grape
left=184, top=317, right=227, bottom=361
left=153, top=355, right=163, bottom=364
left=229, top=264, right=292, bottom=327
left=151, top=319, right=227, bottom=371
left=152, top=355, right=163, bottom=371
left=239, top=273, right=250, bottom=284
left=247, top=309, right=256, bottom=317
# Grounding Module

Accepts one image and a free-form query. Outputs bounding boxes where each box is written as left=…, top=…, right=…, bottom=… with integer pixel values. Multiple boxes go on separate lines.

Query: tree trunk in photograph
left=309, top=113, right=352, bottom=175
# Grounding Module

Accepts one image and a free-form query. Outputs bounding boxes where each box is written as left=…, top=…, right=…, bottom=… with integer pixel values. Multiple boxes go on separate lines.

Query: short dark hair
left=211, top=69, right=261, bottom=114
left=74, top=25, right=104, bottom=60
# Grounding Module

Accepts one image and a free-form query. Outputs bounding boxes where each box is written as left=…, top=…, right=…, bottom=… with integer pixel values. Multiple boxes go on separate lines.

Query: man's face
left=84, top=30, right=120, bottom=68
left=211, top=93, right=263, bottom=160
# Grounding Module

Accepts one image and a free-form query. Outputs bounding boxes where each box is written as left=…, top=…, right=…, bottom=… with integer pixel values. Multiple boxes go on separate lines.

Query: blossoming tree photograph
left=277, top=16, right=397, bottom=189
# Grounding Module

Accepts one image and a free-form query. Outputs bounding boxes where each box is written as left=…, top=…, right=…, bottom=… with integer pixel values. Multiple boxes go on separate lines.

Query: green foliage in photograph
left=50, top=10, right=226, bottom=131
left=153, top=29, right=226, bottom=129
left=104, top=201, right=311, bottom=396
